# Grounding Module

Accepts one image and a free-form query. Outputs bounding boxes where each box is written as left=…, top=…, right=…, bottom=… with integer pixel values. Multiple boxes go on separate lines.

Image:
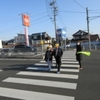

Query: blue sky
left=0, top=0, right=100, bottom=40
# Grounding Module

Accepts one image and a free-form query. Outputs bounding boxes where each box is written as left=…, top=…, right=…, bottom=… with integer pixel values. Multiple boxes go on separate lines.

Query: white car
left=63, top=44, right=70, bottom=48
left=66, top=44, right=70, bottom=47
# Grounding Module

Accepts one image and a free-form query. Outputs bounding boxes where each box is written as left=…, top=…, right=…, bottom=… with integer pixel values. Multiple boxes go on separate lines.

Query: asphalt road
left=0, top=50, right=100, bottom=100
left=75, top=50, right=100, bottom=100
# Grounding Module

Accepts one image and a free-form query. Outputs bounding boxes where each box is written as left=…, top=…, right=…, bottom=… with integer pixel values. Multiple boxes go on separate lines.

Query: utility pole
left=86, top=7, right=91, bottom=50
left=40, top=33, right=43, bottom=56
left=50, top=0, right=58, bottom=42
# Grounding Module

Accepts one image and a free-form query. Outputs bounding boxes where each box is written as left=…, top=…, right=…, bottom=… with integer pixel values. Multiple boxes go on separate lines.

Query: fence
left=0, top=45, right=100, bottom=58
left=0, top=47, right=46, bottom=58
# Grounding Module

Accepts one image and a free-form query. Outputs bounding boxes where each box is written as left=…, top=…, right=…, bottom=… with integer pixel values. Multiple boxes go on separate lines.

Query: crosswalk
left=0, top=70, right=2, bottom=72
left=0, top=51, right=80, bottom=100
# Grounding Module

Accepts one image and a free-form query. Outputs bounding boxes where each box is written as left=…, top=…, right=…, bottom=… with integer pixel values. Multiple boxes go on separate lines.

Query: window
left=34, top=35, right=37, bottom=39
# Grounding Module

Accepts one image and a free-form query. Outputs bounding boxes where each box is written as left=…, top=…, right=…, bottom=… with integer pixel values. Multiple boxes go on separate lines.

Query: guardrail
left=63, top=45, right=100, bottom=51
left=0, top=45, right=100, bottom=58
left=0, top=48, right=35, bottom=58
left=0, top=47, right=46, bottom=58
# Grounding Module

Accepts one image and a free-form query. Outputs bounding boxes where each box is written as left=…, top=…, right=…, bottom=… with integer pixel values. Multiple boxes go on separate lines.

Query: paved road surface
left=0, top=50, right=100, bottom=100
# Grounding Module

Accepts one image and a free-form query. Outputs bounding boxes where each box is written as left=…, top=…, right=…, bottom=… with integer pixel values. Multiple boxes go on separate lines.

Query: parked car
left=13, top=44, right=36, bottom=52
left=66, top=44, right=70, bottom=48
left=63, top=44, right=70, bottom=48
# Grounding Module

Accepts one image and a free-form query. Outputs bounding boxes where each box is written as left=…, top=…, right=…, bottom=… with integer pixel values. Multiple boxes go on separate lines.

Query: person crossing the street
left=53, top=43, right=63, bottom=74
left=44, top=46, right=53, bottom=70
left=76, top=41, right=83, bottom=69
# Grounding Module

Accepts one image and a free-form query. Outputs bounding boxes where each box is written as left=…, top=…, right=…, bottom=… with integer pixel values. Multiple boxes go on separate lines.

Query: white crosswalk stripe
left=55, top=58, right=76, bottom=61
left=1, top=51, right=79, bottom=100
left=0, top=70, right=2, bottom=72
left=40, top=60, right=78, bottom=63
left=34, top=63, right=78, bottom=67
left=3, top=77, right=77, bottom=89
left=17, top=71, right=79, bottom=79
left=0, top=87, right=74, bottom=100
left=27, top=67, right=79, bottom=72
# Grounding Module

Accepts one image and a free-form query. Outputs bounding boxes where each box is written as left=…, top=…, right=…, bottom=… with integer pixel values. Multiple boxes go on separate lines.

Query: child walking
left=44, top=46, right=53, bottom=70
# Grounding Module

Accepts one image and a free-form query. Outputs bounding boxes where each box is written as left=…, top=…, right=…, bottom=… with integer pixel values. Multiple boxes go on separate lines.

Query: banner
left=61, top=28, right=66, bottom=40
left=56, top=28, right=66, bottom=41
left=22, top=14, right=30, bottom=27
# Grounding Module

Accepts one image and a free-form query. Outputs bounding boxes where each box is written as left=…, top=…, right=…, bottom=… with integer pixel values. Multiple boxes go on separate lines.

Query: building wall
left=73, top=35, right=88, bottom=40
left=31, top=32, right=52, bottom=46
left=14, top=35, right=26, bottom=44
left=14, top=34, right=32, bottom=45
left=0, top=39, right=3, bottom=48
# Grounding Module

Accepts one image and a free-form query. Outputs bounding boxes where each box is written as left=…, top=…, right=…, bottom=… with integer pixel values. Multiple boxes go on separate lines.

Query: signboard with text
left=56, top=28, right=66, bottom=41
left=22, top=14, right=30, bottom=27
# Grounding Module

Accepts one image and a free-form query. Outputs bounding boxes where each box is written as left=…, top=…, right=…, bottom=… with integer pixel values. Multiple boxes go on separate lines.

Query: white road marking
left=34, top=63, right=78, bottom=67
left=62, top=57, right=76, bottom=59
left=40, top=60, right=78, bottom=63
left=27, top=67, right=79, bottom=72
left=0, top=87, right=74, bottom=100
left=53, top=58, right=76, bottom=61
left=27, top=67, right=49, bottom=71
left=3, top=77, right=77, bottom=89
left=17, top=71, right=79, bottom=79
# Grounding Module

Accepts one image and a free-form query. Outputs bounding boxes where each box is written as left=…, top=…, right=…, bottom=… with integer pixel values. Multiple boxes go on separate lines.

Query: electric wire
left=45, top=0, right=54, bottom=24
left=31, top=18, right=51, bottom=26
left=56, top=0, right=66, bottom=28
left=1, top=1, right=100, bottom=39
left=30, top=15, right=49, bottom=22
left=73, top=0, right=85, bottom=10
left=60, top=10, right=85, bottom=13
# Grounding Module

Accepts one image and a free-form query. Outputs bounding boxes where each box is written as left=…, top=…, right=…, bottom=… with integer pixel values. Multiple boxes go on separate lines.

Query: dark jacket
left=44, top=50, right=53, bottom=61
left=53, top=47, right=63, bottom=58
left=76, top=44, right=82, bottom=61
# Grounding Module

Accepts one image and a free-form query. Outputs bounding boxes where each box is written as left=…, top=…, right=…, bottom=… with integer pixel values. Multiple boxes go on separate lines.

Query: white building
left=14, top=34, right=31, bottom=44
left=0, top=39, right=2, bottom=48
left=31, top=32, right=52, bottom=46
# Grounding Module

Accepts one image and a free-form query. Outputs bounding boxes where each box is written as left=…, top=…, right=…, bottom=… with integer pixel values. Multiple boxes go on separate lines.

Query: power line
left=56, top=0, right=66, bottom=28
left=30, top=12, right=47, bottom=17
left=0, top=18, right=20, bottom=23
left=45, top=0, right=51, bottom=15
left=30, top=18, right=50, bottom=26
left=89, top=15, right=100, bottom=21
left=45, top=0, right=54, bottom=24
left=0, top=16, right=51, bottom=33
left=0, top=13, right=50, bottom=33
left=89, top=9, right=100, bottom=11
left=0, top=25, right=22, bottom=33
left=30, top=15, right=49, bottom=22
left=73, top=0, right=85, bottom=10
left=59, top=10, right=85, bottom=13
left=0, top=12, right=48, bottom=24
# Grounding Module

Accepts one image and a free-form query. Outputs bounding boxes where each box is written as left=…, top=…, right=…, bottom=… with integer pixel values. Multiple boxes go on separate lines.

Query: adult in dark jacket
left=53, top=43, right=63, bottom=74
left=44, top=46, right=53, bottom=69
left=76, top=41, right=83, bottom=69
